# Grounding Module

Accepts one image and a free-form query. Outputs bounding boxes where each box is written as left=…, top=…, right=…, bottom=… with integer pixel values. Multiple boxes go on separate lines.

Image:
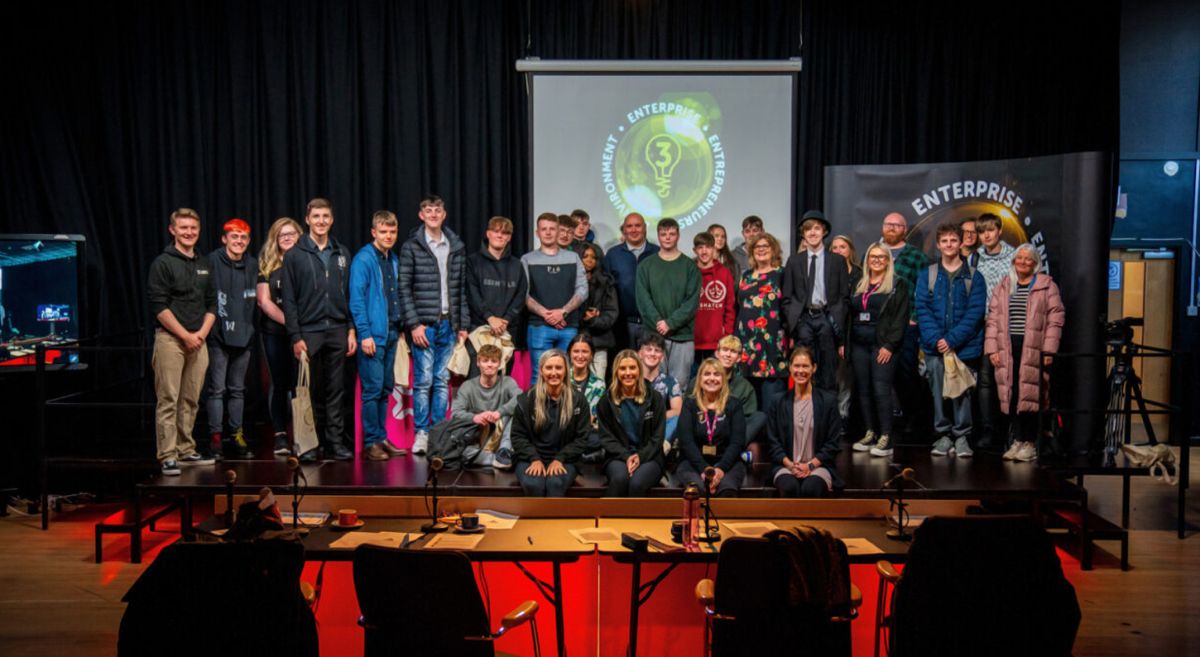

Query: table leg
left=553, top=562, right=565, bottom=657
left=628, top=558, right=641, bottom=657
left=131, top=487, right=143, bottom=564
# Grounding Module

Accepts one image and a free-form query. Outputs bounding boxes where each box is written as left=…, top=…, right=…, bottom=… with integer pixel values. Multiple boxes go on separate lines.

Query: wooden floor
left=0, top=455, right=1196, bottom=657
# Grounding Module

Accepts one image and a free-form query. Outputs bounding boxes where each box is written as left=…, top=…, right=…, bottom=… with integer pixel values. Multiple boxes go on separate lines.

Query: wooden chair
left=873, top=515, right=1080, bottom=657
left=694, top=529, right=863, bottom=657
left=353, top=544, right=541, bottom=657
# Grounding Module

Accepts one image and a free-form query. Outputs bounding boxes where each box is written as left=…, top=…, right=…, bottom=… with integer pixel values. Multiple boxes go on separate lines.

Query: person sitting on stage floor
left=767, top=347, right=843, bottom=498
left=916, top=222, right=987, bottom=459
left=597, top=349, right=667, bottom=497
left=985, top=244, right=1065, bottom=463
left=510, top=349, right=591, bottom=497
left=568, top=333, right=607, bottom=462
left=848, top=243, right=911, bottom=459
left=715, top=335, right=767, bottom=447
left=204, top=218, right=258, bottom=460
left=449, top=344, right=522, bottom=469
left=637, top=332, right=682, bottom=452
left=675, top=358, right=747, bottom=497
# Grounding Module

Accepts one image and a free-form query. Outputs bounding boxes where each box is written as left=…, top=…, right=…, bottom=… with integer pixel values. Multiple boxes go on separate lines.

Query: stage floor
left=142, top=445, right=1081, bottom=501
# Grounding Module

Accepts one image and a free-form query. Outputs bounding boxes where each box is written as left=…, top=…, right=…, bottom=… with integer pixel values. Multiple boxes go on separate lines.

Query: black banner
left=824, top=152, right=1112, bottom=453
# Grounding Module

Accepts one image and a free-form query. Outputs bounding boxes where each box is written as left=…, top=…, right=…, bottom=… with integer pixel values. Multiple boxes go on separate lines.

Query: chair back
left=890, top=515, right=1080, bottom=657
left=712, top=528, right=853, bottom=657
left=118, top=540, right=317, bottom=657
left=353, top=545, right=493, bottom=657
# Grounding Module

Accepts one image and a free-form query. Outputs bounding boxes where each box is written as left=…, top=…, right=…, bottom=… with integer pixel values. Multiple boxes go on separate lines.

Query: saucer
left=453, top=524, right=485, bottom=534
left=331, top=520, right=365, bottom=530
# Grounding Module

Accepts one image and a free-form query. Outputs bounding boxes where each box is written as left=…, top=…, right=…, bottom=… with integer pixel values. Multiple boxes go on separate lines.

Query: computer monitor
left=0, top=234, right=85, bottom=368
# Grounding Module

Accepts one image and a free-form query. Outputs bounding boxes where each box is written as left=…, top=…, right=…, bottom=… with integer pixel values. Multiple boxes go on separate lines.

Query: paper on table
left=280, top=511, right=331, bottom=527
left=842, top=537, right=883, bottom=555
left=568, top=528, right=623, bottom=544
left=329, top=531, right=414, bottom=550
left=723, top=521, right=781, bottom=537
left=474, top=509, right=519, bottom=530
left=424, top=532, right=485, bottom=550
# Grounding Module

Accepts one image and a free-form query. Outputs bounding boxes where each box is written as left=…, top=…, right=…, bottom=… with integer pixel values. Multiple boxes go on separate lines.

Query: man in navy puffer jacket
left=398, top=195, right=469, bottom=454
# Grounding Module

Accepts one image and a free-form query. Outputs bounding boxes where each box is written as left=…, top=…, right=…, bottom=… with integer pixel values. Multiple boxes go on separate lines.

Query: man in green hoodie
left=635, top=218, right=700, bottom=388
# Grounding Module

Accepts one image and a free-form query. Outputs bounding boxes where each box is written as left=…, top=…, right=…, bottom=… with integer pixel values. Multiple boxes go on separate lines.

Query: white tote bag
left=291, top=353, right=320, bottom=456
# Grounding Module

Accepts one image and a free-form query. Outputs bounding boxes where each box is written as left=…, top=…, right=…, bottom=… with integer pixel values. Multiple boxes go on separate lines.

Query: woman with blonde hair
left=984, top=243, right=1065, bottom=462
left=256, top=217, right=304, bottom=456
left=848, top=244, right=911, bottom=457
left=734, top=232, right=789, bottom=414
left=674, top=358, right=747, bottom=496
left=510, top=349, right=591, bottom=496
left=596, top=349, right=666, bottom=496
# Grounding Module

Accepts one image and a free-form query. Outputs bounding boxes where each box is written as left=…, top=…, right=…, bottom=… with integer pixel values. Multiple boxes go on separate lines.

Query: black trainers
left=326, top=443, right=354, bottom=461
left=161, top=460, right=181, bottom=476
left=298, top=448, right=319, bottom=463
left=492, top=447, right=514, bottom=470
left=226, top=428, right=250, bottom=459
left=179, top=452, right=215, bottom=465
left=272, top=433, right=291, bottom=456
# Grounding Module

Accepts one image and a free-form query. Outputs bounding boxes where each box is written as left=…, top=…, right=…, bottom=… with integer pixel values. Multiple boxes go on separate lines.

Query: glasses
left=279, top=231, right=299, bottom=239
left=883, top=222, right=906, bottom=229
left=867, top=255, right=887, bottom=261
left=753, top=245, right=770, bottom=251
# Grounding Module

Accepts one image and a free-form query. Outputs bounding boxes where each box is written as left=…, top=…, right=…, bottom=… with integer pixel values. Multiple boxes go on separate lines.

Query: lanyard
left=861, top=282, right=881, bottom=311
left=703, top=410, right=720, bottom=445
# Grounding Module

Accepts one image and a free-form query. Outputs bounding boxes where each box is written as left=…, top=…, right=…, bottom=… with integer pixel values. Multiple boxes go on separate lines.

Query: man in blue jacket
left=282, top=198, right=357, bottom=461
left=398, top=195, right=469, bottom=455
left=602, top=212, right=659, bottom=350
left=915, top=222, right=987, bottom=458
left=350, top=210, right=410, bottom=461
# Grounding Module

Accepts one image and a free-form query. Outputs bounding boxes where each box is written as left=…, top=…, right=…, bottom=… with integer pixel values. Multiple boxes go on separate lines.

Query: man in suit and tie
left=782, top=210, right=848, bottom=391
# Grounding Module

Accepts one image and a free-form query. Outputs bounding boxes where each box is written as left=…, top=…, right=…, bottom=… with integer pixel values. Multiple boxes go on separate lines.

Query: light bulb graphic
left=645, top=134, right=682, bottom=199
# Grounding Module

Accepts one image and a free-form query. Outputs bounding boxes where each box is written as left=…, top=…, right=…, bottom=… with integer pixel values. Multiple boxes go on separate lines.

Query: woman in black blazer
left=597, top=349, right=667, bottom=497
left=674, top=358, right=747, bottom=497
left=766, top=346, right=843, bottom=498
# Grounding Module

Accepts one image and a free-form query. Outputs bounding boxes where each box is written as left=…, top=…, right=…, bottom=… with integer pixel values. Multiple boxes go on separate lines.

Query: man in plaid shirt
left=881, top=212, right=931, bottom=440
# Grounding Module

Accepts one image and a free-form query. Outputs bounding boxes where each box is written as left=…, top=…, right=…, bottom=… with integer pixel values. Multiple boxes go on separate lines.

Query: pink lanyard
left=861, top=282, right=881, bottom=311
left=703, top=410, right=719, bottom=445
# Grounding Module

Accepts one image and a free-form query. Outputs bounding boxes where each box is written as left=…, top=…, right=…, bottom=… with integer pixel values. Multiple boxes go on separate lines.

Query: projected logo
left=600, top=93, right=726, bottom=229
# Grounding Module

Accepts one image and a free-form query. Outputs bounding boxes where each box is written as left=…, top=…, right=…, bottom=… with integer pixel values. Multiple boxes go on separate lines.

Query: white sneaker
left=852, top=430, right=877, bottom=452
left=1002, top=441, right=1021, bottom=460
left=1014, top=442, right=1037, bottom=462
left=412, top=431, right=429, bottom=455
left=869, top=434, right=893, bottom=457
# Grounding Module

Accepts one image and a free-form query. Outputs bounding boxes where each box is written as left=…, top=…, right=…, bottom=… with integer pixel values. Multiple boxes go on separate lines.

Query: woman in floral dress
left=735, top=233, right=790, bottom=415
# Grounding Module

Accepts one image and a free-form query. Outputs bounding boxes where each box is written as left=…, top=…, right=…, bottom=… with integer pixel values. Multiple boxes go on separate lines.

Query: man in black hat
left=782, top=210, right=848, bottom=390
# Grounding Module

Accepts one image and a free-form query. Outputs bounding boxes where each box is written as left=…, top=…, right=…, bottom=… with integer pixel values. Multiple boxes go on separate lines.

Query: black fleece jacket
left=846, top=277, right=911, bottom=352
left=465, top=243, right=527, bottom=328
left=509, top=388, right=591, bottom=465
left=596, top=389, right=666, bottom=467
left=676, top=396, right=747, bottom=473
left=582, top=270, right=620, bottom=349
left=207, top=248, right=258, bottom=348
left=281, top=234, right=351, bottom=342
left=146, top=244, right=216, bottom=332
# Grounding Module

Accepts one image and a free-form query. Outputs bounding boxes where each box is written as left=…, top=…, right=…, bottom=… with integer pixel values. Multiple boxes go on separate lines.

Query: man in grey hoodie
left=449, top=344, right=522, bottom=469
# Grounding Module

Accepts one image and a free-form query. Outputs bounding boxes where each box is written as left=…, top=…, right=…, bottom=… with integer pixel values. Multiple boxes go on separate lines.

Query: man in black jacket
left=204, top=218, right=259, bottom=459
left=398, top=194, right=469, bottom=455
left=147, top=208, right=217, bottom=475
left=465, top=215, right=526, bottom=345
left=782, top=210, right=849, bottom=391
left=281, top=198, right=357, bottom=461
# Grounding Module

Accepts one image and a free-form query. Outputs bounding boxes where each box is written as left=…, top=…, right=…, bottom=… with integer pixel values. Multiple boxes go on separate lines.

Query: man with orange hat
left=204, top=218, right=259, bottom=459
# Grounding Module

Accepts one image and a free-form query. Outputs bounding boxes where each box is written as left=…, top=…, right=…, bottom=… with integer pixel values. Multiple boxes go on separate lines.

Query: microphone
left=286, top=457, right=302, bottom=530
left=702, top=466, right=716, bottom=485
left=883, top=467, right=915, bottom=488
left=422, top=454, right=449, bottom=533
left=223, top=470, right=237, bottom=528
left=287, top=456, right=300, bottom=471
left=429, top=456, right=445, bottom=472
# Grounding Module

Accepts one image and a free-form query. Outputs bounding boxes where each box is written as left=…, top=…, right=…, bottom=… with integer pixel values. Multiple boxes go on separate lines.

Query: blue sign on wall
left=1108, top=261, right=1122, bottom=290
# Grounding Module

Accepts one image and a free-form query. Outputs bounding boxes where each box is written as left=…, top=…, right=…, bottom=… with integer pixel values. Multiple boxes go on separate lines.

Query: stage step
left=94, top=501, right=182, bottom=563
left=1046, top=505, right=1128, bottom=571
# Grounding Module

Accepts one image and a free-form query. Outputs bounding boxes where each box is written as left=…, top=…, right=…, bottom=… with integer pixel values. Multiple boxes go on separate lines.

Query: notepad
left=424, top=532, right=485, bottom=550
left=280, top=512, right=331, bottom=527
left=842, top=538, right=883, bottom=555
left=722, top=521, right=780, bottom=537
left=329, top=531, right=415, bottom=550
left=568, top=528, right=623, bottom=544
left=474, top=509, right=519, bottom=530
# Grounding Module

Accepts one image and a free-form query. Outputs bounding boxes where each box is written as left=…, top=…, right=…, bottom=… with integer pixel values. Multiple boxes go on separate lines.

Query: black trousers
left=301, top=324, right=349, bottom=449
left=795, top=311, right=838, bottom=391
left=674, top=460, right=746, bottom=497
left=850, top=339, right=897, bottom=435
left=974, top=354, right=999, bottom=442
left=774, top=473, right=830, bottom=498
left=604, top=459, right=664, bottom=497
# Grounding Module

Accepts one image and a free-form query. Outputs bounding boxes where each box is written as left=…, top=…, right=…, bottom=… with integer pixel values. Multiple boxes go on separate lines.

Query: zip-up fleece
left=281, top=234, right=351, bottom=342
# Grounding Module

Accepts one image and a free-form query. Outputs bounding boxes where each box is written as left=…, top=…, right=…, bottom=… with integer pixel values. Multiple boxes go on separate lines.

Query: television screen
left=0, top=234, right=84, bottom=367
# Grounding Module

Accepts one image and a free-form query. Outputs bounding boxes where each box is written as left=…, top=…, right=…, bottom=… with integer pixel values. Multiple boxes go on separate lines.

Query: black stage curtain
left=1, top=0, right=1118, bottom=340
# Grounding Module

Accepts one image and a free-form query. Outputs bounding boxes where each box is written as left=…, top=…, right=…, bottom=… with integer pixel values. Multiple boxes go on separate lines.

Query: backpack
left=426, top=417, right=484, bottom=470
left=927, top=263, right=974, bottom=295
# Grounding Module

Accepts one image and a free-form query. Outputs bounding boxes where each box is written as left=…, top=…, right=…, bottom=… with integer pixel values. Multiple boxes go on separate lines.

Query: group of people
left=148, top=198, right=1064, bottom=499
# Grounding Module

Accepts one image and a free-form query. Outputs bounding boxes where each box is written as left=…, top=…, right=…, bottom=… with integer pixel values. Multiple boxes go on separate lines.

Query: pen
left=527, top=536, right=534, bottom=545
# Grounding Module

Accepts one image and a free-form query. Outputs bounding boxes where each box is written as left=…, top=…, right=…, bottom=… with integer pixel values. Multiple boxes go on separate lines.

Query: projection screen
left=519, top=60, right=800, bottom=254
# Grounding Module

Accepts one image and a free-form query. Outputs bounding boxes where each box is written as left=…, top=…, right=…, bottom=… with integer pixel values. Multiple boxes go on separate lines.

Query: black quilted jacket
left=397, top=225, right=468, bottom=332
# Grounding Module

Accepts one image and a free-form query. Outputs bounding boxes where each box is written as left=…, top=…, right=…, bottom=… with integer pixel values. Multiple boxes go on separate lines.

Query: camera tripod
left=1103, top=337, right=1159, bottom=467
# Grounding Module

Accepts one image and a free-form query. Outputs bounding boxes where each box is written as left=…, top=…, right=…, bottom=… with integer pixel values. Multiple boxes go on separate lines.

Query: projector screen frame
left=519, top=59, right=802, bottom=256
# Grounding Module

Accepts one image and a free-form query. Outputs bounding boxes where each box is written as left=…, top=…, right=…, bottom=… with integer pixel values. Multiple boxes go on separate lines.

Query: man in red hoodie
left=692, top=232, right=736, bottom=376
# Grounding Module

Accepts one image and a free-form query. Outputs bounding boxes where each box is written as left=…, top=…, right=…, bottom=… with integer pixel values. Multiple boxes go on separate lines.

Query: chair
left=874, top=515, right=1080, bottom=657
left=695, top=528, right=863, bottom=657
left=118, top=540, right=317, bottom=657
left=353, top=544, right=541, bottom=657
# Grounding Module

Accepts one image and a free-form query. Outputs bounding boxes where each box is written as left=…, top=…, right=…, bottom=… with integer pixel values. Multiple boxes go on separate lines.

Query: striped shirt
left=1009, top=281, right=1031, bottom=336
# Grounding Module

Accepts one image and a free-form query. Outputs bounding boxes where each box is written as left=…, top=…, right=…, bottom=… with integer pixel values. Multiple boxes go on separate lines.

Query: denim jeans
left=358, top=328, right=399, bottom=447
left=925, top=353, right=976, bottom=439
left=412, top=320, right=454, bottom=433
left=526, top=323, right=577, bottom=385
left=205, top=343, right=252, bottom=434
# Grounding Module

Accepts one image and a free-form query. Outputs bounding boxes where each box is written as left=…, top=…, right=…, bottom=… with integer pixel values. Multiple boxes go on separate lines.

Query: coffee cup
left=459, top=513, right=480, bottom=530
left=337, top=509, right=359, bottom=526
left=670, top=520, right=685, bottom=543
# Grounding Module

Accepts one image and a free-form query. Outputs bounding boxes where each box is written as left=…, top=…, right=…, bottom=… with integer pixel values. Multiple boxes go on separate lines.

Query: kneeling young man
left=449, top=344, right=522, bottom=469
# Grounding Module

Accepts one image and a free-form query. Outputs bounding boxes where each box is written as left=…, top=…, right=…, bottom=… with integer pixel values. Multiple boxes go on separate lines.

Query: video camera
left=1103, top=316, right=1143, bottom=346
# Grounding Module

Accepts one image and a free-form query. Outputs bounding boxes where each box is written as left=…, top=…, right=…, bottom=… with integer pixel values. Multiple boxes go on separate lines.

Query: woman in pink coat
left=984, top=244, right=1065, bottom=462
